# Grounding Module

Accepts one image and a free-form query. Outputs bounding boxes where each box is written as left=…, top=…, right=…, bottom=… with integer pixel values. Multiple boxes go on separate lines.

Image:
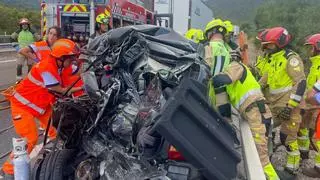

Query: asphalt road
left=0, top=51, right=28, bottom=167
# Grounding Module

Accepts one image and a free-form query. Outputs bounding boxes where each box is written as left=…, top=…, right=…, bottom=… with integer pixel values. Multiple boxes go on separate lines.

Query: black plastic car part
left=165, top=161, right=206, bottom=180
left=154, top=78, right=241, bottom=180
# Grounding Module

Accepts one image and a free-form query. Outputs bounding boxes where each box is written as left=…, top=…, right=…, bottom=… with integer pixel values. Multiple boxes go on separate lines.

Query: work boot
left=285, top=141, right=301, bottom=173
left=298, top=128, right=310, bottom=159
left=16, top=64, right=23, bottom=80
left=302, top=166, right=320, bottom=178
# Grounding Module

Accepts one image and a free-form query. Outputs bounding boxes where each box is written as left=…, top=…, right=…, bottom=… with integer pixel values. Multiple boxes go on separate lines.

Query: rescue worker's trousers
left=242, top=105, right=271, bottom=167
left=271, top=107, right=301, bottom=145
left=16, top=54, right=34, bottom=76
left=2, top=102, right=57, bottom=175
left=301, top=109, right=318, bottom=132
left=298, top=109, right=318, bottom=153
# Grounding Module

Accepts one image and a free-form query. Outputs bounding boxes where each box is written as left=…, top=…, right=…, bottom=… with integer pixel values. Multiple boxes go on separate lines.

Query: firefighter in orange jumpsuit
left=19, top=26, right=84, bottom=98
left=1, top=39, right=83, bottom=177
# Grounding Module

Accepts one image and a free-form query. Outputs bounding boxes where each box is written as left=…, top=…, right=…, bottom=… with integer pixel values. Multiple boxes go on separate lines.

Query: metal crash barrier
left=240, top=118, right=266, bottom=180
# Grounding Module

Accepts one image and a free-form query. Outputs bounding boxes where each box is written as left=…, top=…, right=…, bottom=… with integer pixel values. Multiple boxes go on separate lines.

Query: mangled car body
left=31, top=25, right=241, bottom=180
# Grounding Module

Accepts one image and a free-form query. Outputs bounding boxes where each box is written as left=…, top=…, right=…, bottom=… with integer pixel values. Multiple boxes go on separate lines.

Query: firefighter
left=184, top=28, right=204, bottom=44
left=1, top=39, right=83, bottom=178
left=88, top=13, right=111, bottom=44
left=204, top=18, right=231, bottom=119
left=185, top=28, right=205, bottom=58
left=211, top=48, right=279, bottom=180
left=298, top=34, right=320, bottom=160
left=302, top=80, right=320, bottom=177
left=258, top=27, right=306, bottom=174
left=19, top=26, right=61, bottom=63
left=254, top=29, right=272, bottom=78
left=224, top=20, right=238, bottom=51
left=300, top=34, right=320, bottom=178
left=11, top=18, right=40, bottom=80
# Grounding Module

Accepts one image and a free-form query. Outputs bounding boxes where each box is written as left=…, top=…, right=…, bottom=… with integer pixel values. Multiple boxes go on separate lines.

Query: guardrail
left=0, top=43, right=17, bottom=53
left=240, top=118, right=266, bottom=179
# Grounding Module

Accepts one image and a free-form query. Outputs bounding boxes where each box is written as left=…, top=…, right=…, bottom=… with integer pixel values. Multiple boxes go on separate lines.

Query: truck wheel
left=38, top=149, right=76, bottom=180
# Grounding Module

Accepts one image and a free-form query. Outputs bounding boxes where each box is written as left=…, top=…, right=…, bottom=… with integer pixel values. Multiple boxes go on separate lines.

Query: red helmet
left=259, top=27, right=291, bottom=48
left=304, top=34, right=320, bottom=52
left=51, top=39, right=80, bottom=58
left=256, top=28, right=269, bottom=41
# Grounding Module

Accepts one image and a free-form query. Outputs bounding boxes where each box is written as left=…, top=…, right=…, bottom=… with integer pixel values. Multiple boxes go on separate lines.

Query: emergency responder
left=299, top=34, right=320, bottom=178
left=298, top=34, right=320, bottom=160
left=211, top=49, right=279, bottom=180
left=254, top=29, right=272, bottom=78
left=204, top=18, right=231, bottom=118
left=18, top=26, right=62, bottom=131
left=258, top=27, right=306, bottom=174
left=1, top=39, right=83, bottom=178
left=224, top=20, right=238, bottom=51
left=88, top=13, right=111, bottom=44
left=302, top=80, right=320, bottom=177
left=19, top=26, right=61, bottom=63
left=185, top=28, right=205, bottom=58
left=11, top=18, right=40, bottom=80
left=184, top=28, right=204, bottom=44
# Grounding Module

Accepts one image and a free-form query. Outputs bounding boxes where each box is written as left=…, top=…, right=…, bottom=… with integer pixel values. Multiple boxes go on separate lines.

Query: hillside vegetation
left=0, top=4, right=40, bottom=34
left=254, top=0, right=320, bottom=52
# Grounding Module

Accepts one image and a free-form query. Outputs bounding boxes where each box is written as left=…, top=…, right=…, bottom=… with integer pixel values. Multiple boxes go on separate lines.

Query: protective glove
left=277, top=106, right=292, bottom=121
left=137, top=126, right=157, bottom=148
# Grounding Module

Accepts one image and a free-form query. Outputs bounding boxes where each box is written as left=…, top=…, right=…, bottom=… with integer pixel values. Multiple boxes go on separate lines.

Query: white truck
left=154, top=0, right=214, bottom=34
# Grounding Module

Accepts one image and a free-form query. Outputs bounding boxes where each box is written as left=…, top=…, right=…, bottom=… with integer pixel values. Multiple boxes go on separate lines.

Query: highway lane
left=0, top=52, right=27, bottom=167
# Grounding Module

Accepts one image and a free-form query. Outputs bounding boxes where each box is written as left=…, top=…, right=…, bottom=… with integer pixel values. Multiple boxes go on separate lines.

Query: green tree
left=254, top=0, right=320, bottom=53
left=0, top=4, right=40, bottom=35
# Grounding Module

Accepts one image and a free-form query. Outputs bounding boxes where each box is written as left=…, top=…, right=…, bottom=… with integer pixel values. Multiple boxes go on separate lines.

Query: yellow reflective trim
left=263, top=163, right=280, bottom=180
left=288, top=99, right=299, bottom=107
left=13, top=92, right=45, bottom=114
left=27, top=73, right=45, bottom=87
left=297, top=136, right=310, bottom=151
left=235, top=88, right=261, bottom=109
left=286, top=150, right=301, bottom=170
left=269, top=86, right=292, bottom=94
left=315, top=153, right=320, bottom=166
left=288, top=140, right=299, bottom=151
left=299, top=128, right=309, bottom=137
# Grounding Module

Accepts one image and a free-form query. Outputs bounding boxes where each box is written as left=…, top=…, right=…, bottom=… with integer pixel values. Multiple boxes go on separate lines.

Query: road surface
left=0, top=52, right=28, bottom=167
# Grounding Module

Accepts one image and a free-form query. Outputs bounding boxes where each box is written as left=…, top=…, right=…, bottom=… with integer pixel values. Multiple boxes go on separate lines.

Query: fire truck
left=40, top=0, right=155, bottom=45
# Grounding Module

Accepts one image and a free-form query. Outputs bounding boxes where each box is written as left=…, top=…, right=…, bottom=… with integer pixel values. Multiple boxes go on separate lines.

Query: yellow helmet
left=204, top=18, right=227, bottom=39
left=96, top=13, right=110, bottom=24
left=185, top=28, right=204, bottom=43
left=224, top=20, right=234, bottom=33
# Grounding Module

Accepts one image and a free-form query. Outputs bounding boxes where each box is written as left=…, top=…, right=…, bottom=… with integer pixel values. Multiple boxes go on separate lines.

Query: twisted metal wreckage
left=30, top=25, right=245, bottom=180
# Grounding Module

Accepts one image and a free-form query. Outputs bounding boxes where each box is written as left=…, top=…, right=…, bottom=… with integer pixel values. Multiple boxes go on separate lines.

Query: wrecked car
left=31, top=25, right=241, bottom=180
